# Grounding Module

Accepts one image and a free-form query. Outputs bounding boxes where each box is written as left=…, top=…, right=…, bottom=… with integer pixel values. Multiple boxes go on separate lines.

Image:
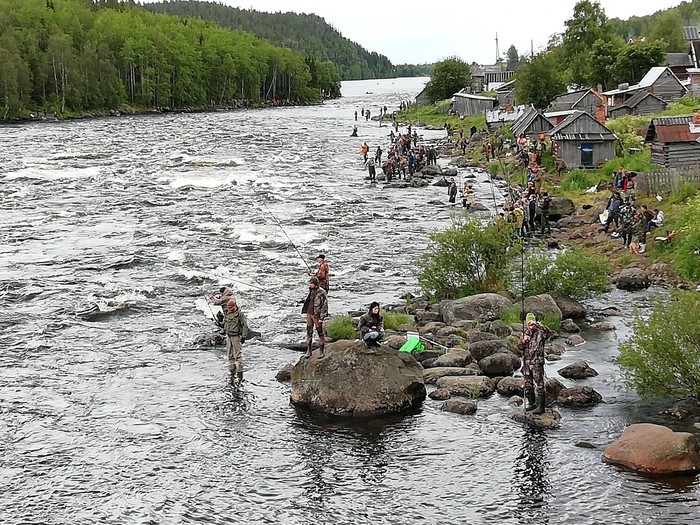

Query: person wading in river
left=448, top=178, right=458, bottom=205
left=518, top=313, right=553, bottom=414
left=302, top=277, right=328, bottom=359
left=223, top=298, right=251, bottom=383
left=309, top=254, right=329, bottom=292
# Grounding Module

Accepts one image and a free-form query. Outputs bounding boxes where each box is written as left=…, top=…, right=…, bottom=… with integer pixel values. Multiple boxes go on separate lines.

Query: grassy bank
left=398, top=101, right=485, bottom=134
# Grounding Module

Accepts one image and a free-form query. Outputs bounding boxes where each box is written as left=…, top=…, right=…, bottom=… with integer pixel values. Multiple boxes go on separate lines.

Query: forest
left=0, top=0, right=341, bottom=121
left=142, top=0, right=396, bottom=81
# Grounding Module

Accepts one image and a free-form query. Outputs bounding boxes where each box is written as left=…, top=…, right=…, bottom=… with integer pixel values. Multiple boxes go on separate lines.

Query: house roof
left=544, top=109, right=576, bottom=119
left=666, top=52, right=693, bottom=67
left=548, top=110, right=617, bottom=141
left=684, top=26, right=700, bottom=41
left=601, top=67, right=682, bottom=96
left=453, top=92, right=497, bottom=101
left=609, top=90, right=666, bottom=111
left=646, top=115, right=700, bottom=143
left=495, top=79, right=516, bottom=92
left=510, top=106, right=553, bottom=137
left=486, top=104, right=528, bottom=124
left=549, top=88, right=600, bottom=112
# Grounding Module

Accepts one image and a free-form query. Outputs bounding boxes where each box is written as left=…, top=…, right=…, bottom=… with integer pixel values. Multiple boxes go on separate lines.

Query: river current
left=1, top=77, right=698, bottom=524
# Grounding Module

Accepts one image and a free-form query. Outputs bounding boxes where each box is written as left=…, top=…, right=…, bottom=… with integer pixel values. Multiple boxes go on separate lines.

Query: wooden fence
left=635, top=167, right=700, bottom=197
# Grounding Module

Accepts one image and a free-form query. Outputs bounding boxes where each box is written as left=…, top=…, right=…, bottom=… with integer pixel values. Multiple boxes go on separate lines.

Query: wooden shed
left=549, top=88, right=606, bottom=122
left=603, top=67, right=687, bottom=109
left=645, top=115, right=700, bottom=168
left=608, top=91, right=667, bottom=119
left=414, top=86, right=431, bottom=107
left=511, top=106, right=554, bottom=139
left=495, top=79, right=516, bottom=107
left=548, top=111, right=617, bottom=168
left=452, top=92, right=497, bottom=117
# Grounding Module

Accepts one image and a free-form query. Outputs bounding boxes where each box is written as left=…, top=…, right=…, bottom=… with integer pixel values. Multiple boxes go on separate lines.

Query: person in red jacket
left=310, top=254, right=329, bottom=292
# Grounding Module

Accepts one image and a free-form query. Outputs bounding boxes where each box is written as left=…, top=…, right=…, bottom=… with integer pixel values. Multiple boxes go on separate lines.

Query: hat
left=316, top=254, right=325, bottom=260
left=226, top=299, right=237, bottom=309
left=525, top=312, right=536, bottom=324
left=309, top=277, right=320, bottom=285
left=369, top=301, right=380, bottom=311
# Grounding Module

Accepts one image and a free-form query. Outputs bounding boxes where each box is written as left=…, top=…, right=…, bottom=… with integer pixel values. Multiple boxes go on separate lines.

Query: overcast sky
left=141, top=0, right=685, bottom=64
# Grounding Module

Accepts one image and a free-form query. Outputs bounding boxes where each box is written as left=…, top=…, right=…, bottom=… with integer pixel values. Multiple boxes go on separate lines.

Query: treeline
left=610, top=0, right=700, bottom=48
left=142, top=0, right=396, bottom=81
left=0, top=0, right=341, bottom=121
left=516, top=1, right=674, bottom=109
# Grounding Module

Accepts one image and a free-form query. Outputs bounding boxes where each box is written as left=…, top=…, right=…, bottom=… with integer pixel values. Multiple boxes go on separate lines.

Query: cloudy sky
left=142, top=0, right=685, bottom=64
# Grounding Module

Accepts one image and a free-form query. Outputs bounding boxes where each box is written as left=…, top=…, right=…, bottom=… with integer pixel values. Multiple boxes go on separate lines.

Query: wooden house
left=548, top=111, right=617, bottom=168
left=666, top=52, right=694, bottom=81
left=549, top=88, right=606, bottom=122
left=414, top=86, right=431, bottom=107
left=645, top=114, right=700, bottom=168
left=452, top=92, right=497, bottom=118
left=608, top=91, right=667, bottom=119
left=511, top=106, right=554, bottom=139
left=602, top=67, right=687, bottom=111
left=495, top=79, right=516, bottom=107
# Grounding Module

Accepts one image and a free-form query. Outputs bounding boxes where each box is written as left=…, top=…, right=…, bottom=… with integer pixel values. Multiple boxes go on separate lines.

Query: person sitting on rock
left=518, top=313, right=553, bottom=414
left=357, top=302, right=384, bottom=348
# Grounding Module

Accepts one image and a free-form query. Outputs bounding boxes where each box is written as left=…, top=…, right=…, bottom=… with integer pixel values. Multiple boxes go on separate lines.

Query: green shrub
left=522, top=247, right=611, bottom=300
left=618, top=290, right=700, bottom=401
left=667, top=182, right=698, bottom=205
left=416, top=217, right=517, bottom=300
left=325, top=316, right=356, bottom=340
left=560, top=168, right=597, bottom=192
left=501, top=305, right=561, bottom=331
left=383, top=311, right=414, bottom=331
left=666, top=193, right=700, bottom=279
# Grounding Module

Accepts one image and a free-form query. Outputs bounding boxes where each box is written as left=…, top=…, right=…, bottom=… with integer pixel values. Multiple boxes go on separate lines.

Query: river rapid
left=1, top=77, right=698, bottom=524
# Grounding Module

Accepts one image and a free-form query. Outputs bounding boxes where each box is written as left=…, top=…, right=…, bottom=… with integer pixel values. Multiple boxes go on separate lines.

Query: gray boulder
left=432, top=350, right=475, bottom=368
left=557, top=360, right=599, bottom=379
left=497, top=376, right=525, bottom=396
left=464, top=329, right=501, bottom=343
left=441, top=399, right=478, bottom=415
left=523, top=294, right=562, bottom=321
left=479, top=352, right=520, bottom=376
left=616, top=268, right=650, bottom=290
left=290, top=340, right=425, bottom=417
left=428, top=388, right=452, bottom=400
left=561, top=319, right=580, bottom=333
left=469, top=339, right=512, bottom=361
left=441, top=293, right=513, bottom=324
left=557, top=386, right=603, bottom=406
left=423, top=365, right=481, bottom=384
left=415, top=309, right=444, bottom=324
left=435, top=375, right=496, bottom=398
left=555, top=296, right=587, bottom=320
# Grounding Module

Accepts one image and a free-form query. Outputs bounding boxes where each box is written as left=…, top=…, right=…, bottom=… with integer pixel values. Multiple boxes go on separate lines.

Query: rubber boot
left=317, top=344, right=325, bottom=359
left=236, top=371, right=243, bottom=383
left=524, top=390, right=536, bottom=411
left=531, top=394, right=546, bottom=415
left=303, top=342, right=312, bottom=359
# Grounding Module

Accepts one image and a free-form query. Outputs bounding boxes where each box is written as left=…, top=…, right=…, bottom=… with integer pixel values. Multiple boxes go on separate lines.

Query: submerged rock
left=602, top=423, right=700, bottom=475
left=512, top=409, right=562, bottom=429
left=441, top=399, right=478, bottom=415
left=290, top=340, right=425, bottom=417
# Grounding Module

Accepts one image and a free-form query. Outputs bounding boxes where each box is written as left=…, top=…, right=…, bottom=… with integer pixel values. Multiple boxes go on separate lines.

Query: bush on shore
left=416, top=218, right=516, bottom=300
left=618, top=290, right=700, bottom=401
left=325, top=316, right=356, bottom=340
left=522, top=247, right=611, bottom=300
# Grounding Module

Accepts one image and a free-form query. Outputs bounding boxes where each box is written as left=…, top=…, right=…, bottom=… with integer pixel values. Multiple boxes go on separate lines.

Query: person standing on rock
left=448, top=178, right=458, bottom=204
left=518, top=313, right=553, bottom=414
left=302, top=277, right=328, bottom=359
left=309, top=254, right=329, bottom=292
left=223, top=298, right=251, bottom=383
left=357, top=301, right=384, bottom=347
left=538, top=192, right=552, bottom=235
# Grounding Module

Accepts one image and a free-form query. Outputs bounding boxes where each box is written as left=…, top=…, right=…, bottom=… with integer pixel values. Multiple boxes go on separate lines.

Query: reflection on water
left=513, top=429, right=551, bottom=525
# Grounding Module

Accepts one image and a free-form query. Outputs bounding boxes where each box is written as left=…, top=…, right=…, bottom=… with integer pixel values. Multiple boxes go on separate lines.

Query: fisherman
left=448, top=178, right=458, bottom=204
left=351, top=125, right=358, bottom=137
left=461, top=183, right=474, bottom=210
left=357, top=301, right=384, bottom=347
left=367, top=156, right=377, bottom=182
left=302, top=277, right=328, bottom=359
left=375, top=146, right=382, bottom=164
left=223, top=298, right=251, bottom=383
left=208, top=286, right=234, bottom=327
left=539, top=191, right=552, bottom=235
left=518, top=313, right=553, bottom=414
left=354, top=110, right=358, bottom=121
left=310, top=254, right=329, bottom=292
left=361, top=142, right=369, bottom=163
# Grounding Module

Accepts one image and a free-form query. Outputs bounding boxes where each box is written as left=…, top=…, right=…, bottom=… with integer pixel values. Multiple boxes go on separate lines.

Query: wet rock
left=591, top=321, right=616, bottom=331
left=488, top=320, right=512, bottom=338
left=421, top=358, right=438, bottom=368
left=561, top=319, right=580, bottom=333
left=557, top=386, right=603, bottom=406
left=290, top=340, right=425, bottom=417
left=508, top=395, right=524, bottom=406
left=555, top=296, right=587, bottom=320
left=432, top=350, right=475, bottom=368
left=602, top=423, right=700, bottom=475
left=428, top=388, right=452, bottom=400
left=546, top=377, right=566, bottom=401
left=441, top=399, right=478, bottom=415
left=497, top=376, right=525, bottom=396
left=441, top=293, right=513, bottom=324
left=469, top=203, right=490, bottom=212
left=415, top=309, right=444, bottom=324
left=423, top=364, right=481, bottom=384
left=512, top=409, right=562, bottom=429
left=420, top=164, right=443, bottom=176
left=575, top=441, right=597, bottom=449
left=468, top=339, right=512, bottom=361
left=523, top=293, right=562, bottom=321
left=464, top=329, right=500, bottom=343
left=599, top=306, right=621, bottom=317
left=557, top=360, right=599, bottom=379
left=275, top=364, right=294, bottom=382
left=616, top=267, right=650, bottom=290
left=435, top=375, right=496, bottom=398
left=659, top=405, right=692, bottom=421
left=479, top=352, right=519, bottom=376
left=565, top=334, right=586, bottom=347
left=547, top=343, right=566, bottom=356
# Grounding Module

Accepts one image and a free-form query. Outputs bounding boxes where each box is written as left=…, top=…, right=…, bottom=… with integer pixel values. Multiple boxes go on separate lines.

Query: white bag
left=599, top=209, right=609, bottom=225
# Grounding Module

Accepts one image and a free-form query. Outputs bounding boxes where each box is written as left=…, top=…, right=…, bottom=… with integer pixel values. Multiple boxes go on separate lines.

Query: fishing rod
left=419, top=335, right=451, bottom=351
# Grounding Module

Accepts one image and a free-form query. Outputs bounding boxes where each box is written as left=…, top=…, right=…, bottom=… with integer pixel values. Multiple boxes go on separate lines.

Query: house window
left=580, top=143, right=594, bottom=167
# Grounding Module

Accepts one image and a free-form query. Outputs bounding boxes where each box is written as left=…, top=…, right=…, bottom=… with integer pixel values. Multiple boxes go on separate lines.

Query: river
left=0, top=77, right=698, bottom=524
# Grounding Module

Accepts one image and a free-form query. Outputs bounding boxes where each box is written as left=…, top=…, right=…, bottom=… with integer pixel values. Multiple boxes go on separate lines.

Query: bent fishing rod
left=261, top=201, right=314, bottom=273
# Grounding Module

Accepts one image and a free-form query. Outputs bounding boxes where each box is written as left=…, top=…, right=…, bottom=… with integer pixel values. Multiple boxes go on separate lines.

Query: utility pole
left=495, top=33, right=500, bottom=65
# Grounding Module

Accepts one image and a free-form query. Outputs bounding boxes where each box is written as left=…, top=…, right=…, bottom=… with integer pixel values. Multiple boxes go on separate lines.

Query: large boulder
left=435, top=375, right=496, bottom=398
left=522, top=294, right=562, bottom=321
left=290, top=340, right=425, bottom=417
left=602, top=423, right=700, bottom=475
left=557, top=360, right=599, bottom=379
left=554, top=295, right=587, bottom=320
left=479, top=352, right=520, bottom=376
left=616, top=268, right=650, bottom=291
left=441, top=293, right=513, bottom=324
left=468, top=339, right=512, bottom=361
left=432, top=350, right=475, bottom=368
left=549, top=197, right=576, bottom=220
left=423, top=365, right=481, bottom=384
left=557, top=386, right=603, bottom=406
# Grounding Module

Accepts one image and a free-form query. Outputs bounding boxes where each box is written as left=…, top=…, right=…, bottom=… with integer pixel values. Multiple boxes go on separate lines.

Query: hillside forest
left=0, top=0, right=342, bottom=121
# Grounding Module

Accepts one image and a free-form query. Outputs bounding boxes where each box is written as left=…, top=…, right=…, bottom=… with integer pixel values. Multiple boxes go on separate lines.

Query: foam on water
left=4, top=166, right=101, bottom=180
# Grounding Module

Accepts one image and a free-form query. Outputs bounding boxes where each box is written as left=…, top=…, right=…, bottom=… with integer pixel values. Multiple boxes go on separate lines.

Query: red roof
left=655, top=124, right=700, bottom=143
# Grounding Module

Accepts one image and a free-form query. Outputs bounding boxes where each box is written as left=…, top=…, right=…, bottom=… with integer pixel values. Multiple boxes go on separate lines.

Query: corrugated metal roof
left=601, top=67, right=681, bottom=96
left=550, top=133, right=616, bottom=141
left=548, top=110, right=617, bottom=141
left=666, top=52, right=693, bottom=67
left=453, top=92, right=497, bottom=101
left=652, top=115, right=693, bottom=126
left=684, top=26, right=700, bottom=41
left=655, top=123, right=700, bottom=143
